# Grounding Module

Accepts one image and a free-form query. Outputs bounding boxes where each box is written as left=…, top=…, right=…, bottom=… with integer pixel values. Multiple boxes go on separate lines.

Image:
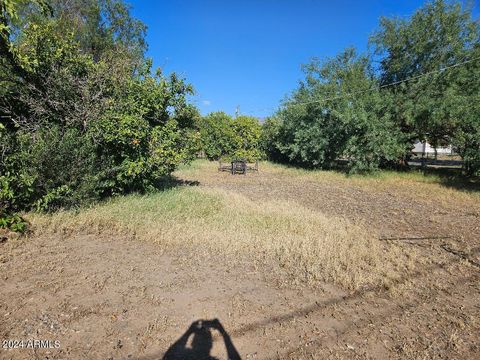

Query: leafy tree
left=0, top=0, right=199, bottom=227
left=198, top=112, right=263, bottom=161
left=92, top=61, right=197, bottom=196
left=448, top=45, right=480, bottom=175
left=270, top=48, right=407, bottom=172
left=231, top=115, right=262, bottom=161
left=198, top=112, right=236, bottom=160
left=371, top=0, right=480, bottom=162
left=259, top=116, right=284, bottom=161
left=267, top=0, right=479, bottom=175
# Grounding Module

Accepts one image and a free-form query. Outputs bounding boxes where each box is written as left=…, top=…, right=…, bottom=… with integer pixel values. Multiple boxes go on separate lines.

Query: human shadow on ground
left=136, top=245, right=479, bottom=360
left=162, top=319, right=241, bottom=360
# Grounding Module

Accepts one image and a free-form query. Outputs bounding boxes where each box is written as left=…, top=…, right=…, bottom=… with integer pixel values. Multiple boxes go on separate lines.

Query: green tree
left=231, top=115, right=262, bottom=161
left=198, top=112, right=263, bottom=161
left=271, top=48, right=406, bottom=172
left=259, top=116, right=284, bottom=161
left=448, top=45, right=480, bottom=175
left=0, top=0, right=199, bottom=224
left=198, top=112, right=236, bottom=160
left=371, top=0, right=480, bottom=165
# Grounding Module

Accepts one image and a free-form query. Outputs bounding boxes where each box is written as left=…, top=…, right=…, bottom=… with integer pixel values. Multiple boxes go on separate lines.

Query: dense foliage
left=266, top=0, right=480, bottom=175
left=198, top=112, right=262, bottom=161
left=0, top=0, right=199, bottom=228
left=372, top=0, right=480, bottom=175
left=267, top=49, right=407, bottom=172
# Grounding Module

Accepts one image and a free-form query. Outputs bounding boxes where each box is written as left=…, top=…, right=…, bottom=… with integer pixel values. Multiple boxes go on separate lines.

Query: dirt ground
left=1, top=162, right=479, bottom=359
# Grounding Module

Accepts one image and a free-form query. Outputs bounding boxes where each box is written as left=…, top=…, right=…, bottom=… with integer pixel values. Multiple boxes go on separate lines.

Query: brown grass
left=261, top=162, right=480, bottom=206
left=29, top=182, right=407, bottom=291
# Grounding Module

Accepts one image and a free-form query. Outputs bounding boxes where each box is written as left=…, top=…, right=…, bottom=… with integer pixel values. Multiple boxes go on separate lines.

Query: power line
left=282, top=56, right=480, bottom=109
left=203, top=56, right=479, bottom=118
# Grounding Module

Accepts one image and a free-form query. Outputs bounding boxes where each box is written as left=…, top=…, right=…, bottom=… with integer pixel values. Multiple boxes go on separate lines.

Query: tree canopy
left=1, top=0, right=199, bottom=225
left=198, top=112, right=262, bottom=162
left=371, top=0, right=480, bottom=172
left=265, top=0, right=480, bottom=175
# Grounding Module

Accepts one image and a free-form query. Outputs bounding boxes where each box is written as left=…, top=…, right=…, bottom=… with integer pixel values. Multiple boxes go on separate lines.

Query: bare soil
left=1, top=163, right=479, bottom=359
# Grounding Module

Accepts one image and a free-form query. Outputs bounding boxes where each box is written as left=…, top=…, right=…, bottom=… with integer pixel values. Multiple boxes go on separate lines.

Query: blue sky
left=130, top=0, right=479, bottom=118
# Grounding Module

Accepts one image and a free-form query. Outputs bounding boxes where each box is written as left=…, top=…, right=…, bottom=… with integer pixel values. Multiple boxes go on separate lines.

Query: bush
left=0, top=213, right=28, bottom=233
left=231, top=116, right=262, bottom=161
left=260, top=117, right=284, bottom=162
left=198, top=112, right=236, bottom=160
left=198, top=113, right=263, bottom=161
left=0, top=3, right=199, bottom=221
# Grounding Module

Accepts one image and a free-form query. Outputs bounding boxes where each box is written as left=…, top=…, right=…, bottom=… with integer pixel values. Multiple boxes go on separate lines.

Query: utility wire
left=215, top=56, right=479, bottom=117
left=281, top=56, right=480, bottom=109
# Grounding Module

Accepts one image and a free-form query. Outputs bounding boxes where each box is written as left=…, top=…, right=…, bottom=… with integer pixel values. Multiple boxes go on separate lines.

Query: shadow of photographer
left=163, top=319, right=241, bottom=360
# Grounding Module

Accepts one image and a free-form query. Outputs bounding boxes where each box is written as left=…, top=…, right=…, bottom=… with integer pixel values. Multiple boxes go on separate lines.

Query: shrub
left=198, top=112, right=236, bottom=160
left=231, top=116, right=262, bottom=161
left=260, top=117, right=284, bottom=162
left=198, top=112, right=263, bottom=161
left=0, top=2, right=199, bottom=221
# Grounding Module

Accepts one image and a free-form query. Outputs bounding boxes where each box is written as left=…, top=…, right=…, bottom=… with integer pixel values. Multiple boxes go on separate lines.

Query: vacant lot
left=1, top=161, right=479, bottom=359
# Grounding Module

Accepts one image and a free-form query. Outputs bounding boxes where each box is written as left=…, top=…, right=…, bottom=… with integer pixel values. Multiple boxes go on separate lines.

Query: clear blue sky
left=129, top=0, right=479, bottom=118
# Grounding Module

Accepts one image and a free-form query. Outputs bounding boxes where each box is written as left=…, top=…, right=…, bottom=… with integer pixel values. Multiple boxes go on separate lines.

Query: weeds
left=30, top=182, right=408, bottom=291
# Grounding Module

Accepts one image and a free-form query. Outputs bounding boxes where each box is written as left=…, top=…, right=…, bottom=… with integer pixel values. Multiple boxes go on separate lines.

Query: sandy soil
left=1, top=164, right=479, bottom=359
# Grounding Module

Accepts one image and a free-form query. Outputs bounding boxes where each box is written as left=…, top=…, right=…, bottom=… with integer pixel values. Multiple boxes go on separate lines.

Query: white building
left=412, top=140, right=454, bottom=155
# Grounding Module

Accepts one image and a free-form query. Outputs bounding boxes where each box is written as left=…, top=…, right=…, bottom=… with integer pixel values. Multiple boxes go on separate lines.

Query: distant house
left=412, top=140, right=454, bottom=155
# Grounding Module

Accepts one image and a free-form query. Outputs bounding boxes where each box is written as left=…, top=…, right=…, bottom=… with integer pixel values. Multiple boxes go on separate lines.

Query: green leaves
left=198, top=112, right=263, bottom=162
left=198, top=112, right=236, bottom=160
left=371, top=0, right=480, bottom=158
left=0, top=213, right=27, bottom=232
left=0, top=0, right=200, bottom=220
left=270, top=49, right=405, bottom=173
left=268, top=0, right=480, bottom=175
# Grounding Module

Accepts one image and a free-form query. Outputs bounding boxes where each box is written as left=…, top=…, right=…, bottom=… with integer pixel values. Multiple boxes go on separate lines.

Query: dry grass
left=28, top=184, right=406, bottom=291
left=176, top=161, right=480, bottom=222
left=30, top=159, right=480, bottom=293
left=262, top=162, right=480, bottom=207
left=9, top=160, right=479, bottom=359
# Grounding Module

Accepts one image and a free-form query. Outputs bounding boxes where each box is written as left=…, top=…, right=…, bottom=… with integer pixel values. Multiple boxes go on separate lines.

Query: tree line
left=263, top=0, right=480, bottom=174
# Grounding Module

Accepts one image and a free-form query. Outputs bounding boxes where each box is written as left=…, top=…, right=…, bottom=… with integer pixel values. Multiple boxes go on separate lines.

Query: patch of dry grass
left=29, top=185, right=406, bottom=291
left=261, top=162, right=480, bottom=207
left=179, top=160, right=479, bottom=212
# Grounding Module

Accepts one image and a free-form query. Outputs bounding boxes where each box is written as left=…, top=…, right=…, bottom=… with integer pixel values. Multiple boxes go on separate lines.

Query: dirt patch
left=1, top=233, right=478, bottom=359
left=1, top=234, right=349, bottom=359
left=1, top=161, right=479, bottom=359
left=177, top=161, right=480, bottom=244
